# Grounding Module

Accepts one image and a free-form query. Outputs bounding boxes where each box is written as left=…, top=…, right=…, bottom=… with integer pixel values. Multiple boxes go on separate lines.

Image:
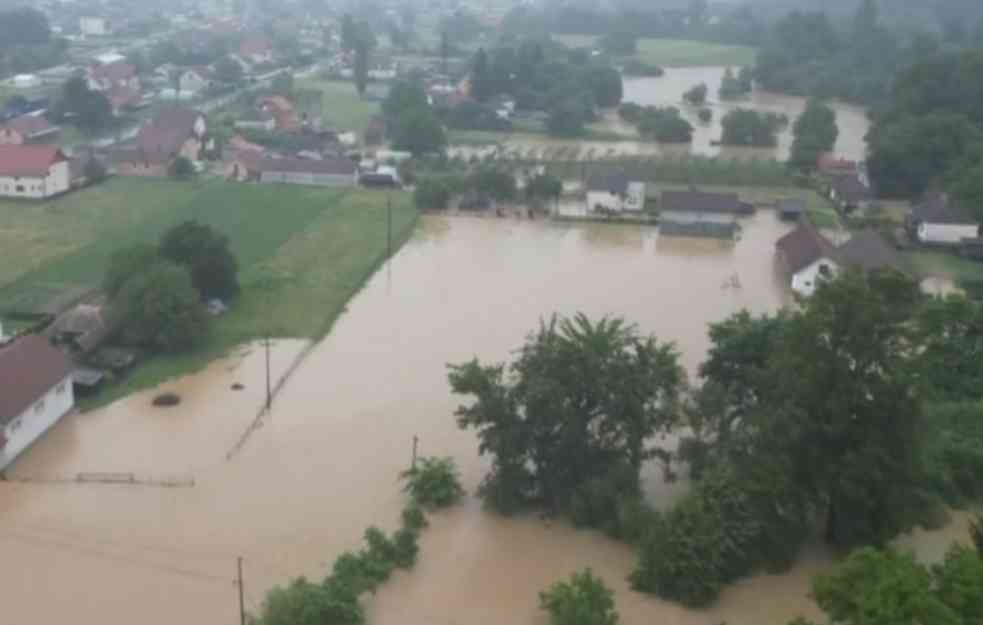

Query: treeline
left=866, top=46, right=983, bottom=211
left=545, top=155, right=795, bottom=187
left=449, top=271, right=983, bottom=607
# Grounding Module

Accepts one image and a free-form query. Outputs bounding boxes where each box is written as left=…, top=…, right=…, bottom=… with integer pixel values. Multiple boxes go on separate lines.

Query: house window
left=15, top=185, right=24, bottom=192
left=818, top=264, right=832, bottom=277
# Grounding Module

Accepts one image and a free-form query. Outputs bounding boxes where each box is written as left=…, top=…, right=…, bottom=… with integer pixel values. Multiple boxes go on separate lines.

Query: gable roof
left=0, top=335, right=74, bottom=426
left=661, top=190, right=751, bottom=214
left=2, top=114, right=56, bottom=138
left=91, top=61, right=136, bottom=83
left=587, top=172, right=629, bottom=195
left=133, top=108, right=202, bottom=159
left=0, top=144, right=67, bottom=177
left=912, top=191, right=977, bottom=226
left=776, top=221, right=839, bottom=274
left=837, top=230, right=906, bottom=274
left=830, top=173, right=870, bottom=203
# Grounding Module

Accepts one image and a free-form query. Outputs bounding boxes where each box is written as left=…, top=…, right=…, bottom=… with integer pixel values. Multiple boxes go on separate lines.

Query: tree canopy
left=159, top=220, right=240, bottom=300
left=116, top=260, right=208, bottom=353
left=790, top=98, right=839, bottom=171
left=720, top=109, right=787, bottom=147
left=540, top=569, right=619, bottom=625
left=53, top=76, right=113, bottom=133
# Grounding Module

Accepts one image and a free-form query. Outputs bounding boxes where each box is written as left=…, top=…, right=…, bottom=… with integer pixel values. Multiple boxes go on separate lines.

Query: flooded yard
left=0, top=215, right=969, bottom=625
left=448, top=67, right=870, bottom=164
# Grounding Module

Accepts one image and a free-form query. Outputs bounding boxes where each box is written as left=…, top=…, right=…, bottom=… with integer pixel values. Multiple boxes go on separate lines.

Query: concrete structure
left=586, top=173, right=645, bottom=213
left=0, top=335, right=75, bottom=471
left=0, top=145, right=70, bottom=199
left=910, top=191, right=981, bottom=245
left=0, top=115, right=59, bottom=145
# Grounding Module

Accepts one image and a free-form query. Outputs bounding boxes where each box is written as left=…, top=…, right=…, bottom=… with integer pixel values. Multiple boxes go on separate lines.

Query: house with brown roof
left=827, top=173, right=873, bottom=213
left=0, top=114, right=59, bottom=145
left=258, top=95, right=299, bottom=130
left=0, top=144, right=70, bottom=198
left=239, top=36, right=274, bottom=64
left=0, top=335, right=75, bottom=470
left=115, top=108, right=207, bottom=177
left=776, top=222, right=905, bottom=296
left=88, top=61, right=140, bottom=93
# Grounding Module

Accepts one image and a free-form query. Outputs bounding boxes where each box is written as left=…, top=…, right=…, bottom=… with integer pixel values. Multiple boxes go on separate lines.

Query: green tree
left=585, top=65, right=623, bottom=108
left=413, top=178, right=451, bottom=210
left=971, top=514, right=983, bottom=554
left=790, top=98, right=839, bottom=171
left=340, top=14, right=357, bottom=52
left=401, top=457, right=464, bottom=508
left=540, top=569, right=618, bottom=625
left=271, top=71, right=294, bottom=97
left=82, top=156, right=107, bottom=183
left=600, top=30, right=637, bottom=56
left=256, top=577, right=363, bottom=625
left=390, top=108, right=446, bottom=156
left=159, top=221, right=239, bottom=301
left=169, top=156, right=195, bottom=180
left=767, top=270, right=923, bottom=548
left=55, top=76, right=112, bottom=132
left=116, top=261, right=208, bottom=353
left=683, top=83, right=708, bottom=106
left=547, top=101, right=587, bottom=138
left=103, top=244, right=159, bottom=298
left=213, top=56, right=244, bottom=85
left=471, top=167, right=516, bottom=202
left=636, top=107, right=694, bottom=143
left=720, top=108, right=785, bottom=147
left=353, top=36, right=371, bottom=96
left=526, top=173, right=563, bottom=204
left=718, top=67, right=747, bottom=100
left=382, top=78, right=429, bottom=121
left=471, top=48, right=493, bottom=102
left=449, top=314, right=684, bottom=517
left=915, top=295, right=983, bottom=401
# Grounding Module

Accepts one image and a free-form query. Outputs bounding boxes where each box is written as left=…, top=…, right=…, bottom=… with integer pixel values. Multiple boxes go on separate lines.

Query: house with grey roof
left=909, top=191, right=981, bottom=245
left=586, top=173, right=645, bottom=213
left=660, top=190, right=754, bottom=224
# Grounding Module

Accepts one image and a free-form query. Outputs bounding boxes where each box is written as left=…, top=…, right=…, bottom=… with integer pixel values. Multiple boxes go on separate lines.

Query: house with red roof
left=88, top=61, right=140, bottom=93
left=239, top=36, right=274, bottom=64
left=0, top=144, right=70, bottom=198
left=0, top=335, right=75, bottom=470
left=115, top=108, right=207, bottom=177
left=0, top=114, right=59, bottom=145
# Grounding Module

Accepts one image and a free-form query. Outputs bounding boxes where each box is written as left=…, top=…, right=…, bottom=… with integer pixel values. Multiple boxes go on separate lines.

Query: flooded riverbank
left=0, top=215, right=969, bottom=625
left=448, top=67, right=870, bottom=164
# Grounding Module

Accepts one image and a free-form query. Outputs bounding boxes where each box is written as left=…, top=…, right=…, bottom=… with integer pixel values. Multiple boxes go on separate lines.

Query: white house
left=586, top=173, right=645, bottom=213
left=775, top=222, right=840, bottom=296
left=910, top=191, right=980, bottom=245
left=80, top=17, right=112, bottom=36
left=0, top=145, right=70, bottom=199
left=0, top=335, right=75, bottom=471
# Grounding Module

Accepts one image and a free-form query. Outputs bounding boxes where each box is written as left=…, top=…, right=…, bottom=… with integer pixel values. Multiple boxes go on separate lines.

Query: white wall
left=917, top=222, right=979, bottom=245
left=0, top=162, right=68, bottom=199
left=791, top=258, right=838, bottom=297
left=0, top=374, right=74, bottom=470
left=587, top=190, right=624, bottom=213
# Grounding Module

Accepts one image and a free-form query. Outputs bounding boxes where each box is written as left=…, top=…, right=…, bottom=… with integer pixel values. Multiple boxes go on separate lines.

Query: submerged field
left=554, top=36, right=758, bottom=67
left=0, top=178, right=417, bottom=406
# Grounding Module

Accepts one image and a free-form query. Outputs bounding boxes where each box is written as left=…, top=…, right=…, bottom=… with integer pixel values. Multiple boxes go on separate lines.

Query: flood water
left=0, top=214, right=970, bottom=625
left=448, top=67, right=870, bottom=164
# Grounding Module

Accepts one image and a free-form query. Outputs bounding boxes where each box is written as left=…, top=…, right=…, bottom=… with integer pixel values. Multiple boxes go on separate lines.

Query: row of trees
left=619, top=103, right=694, bottom=143
left=413, top=169, right=562, bottom=211
left=718, top=67, right=753, bottom=100
left=790, top=99, right=839, bottom=171
left=449, top=269, right=983, bottom=607
left=720, top=109, right=789, bottom=147
left=0, top=8, right=66, bottom=78
left=104, top=221, right=239, bottom=353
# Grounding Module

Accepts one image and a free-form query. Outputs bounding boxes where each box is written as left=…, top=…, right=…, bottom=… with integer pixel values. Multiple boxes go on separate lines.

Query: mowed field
left=0, top=178, right=417, bottom=406
left=294, top=79, right=386, bottom=131
left=554, top=35, right=757, bottom=67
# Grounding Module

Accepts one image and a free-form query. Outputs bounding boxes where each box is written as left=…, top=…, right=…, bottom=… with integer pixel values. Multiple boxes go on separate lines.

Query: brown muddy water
left=448, top=67, right=870, bottom=164
left=0, top=215, right=971, bottom=625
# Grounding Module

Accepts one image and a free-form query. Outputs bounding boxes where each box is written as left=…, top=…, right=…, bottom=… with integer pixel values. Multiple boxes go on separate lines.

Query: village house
left=239, top=36, right=274, bottom=65
left=0, top=114, right=59, bottom=145
left=909, top=191, right=981, bottom=245
left=776, top=222, right=906, bottom=296
left=225, top=152, right=356, bottom=186
left=660, top=190, right=754, bottom=223
left=0, top=144, right=70, bottom=199
left=777, top=198, right=805, bottom=222
left=586, top=173, right=645, bottom=213
left=257, top=95, right=299, bottom=131
left=0, top=335, right=75, bottom=471
left=115, top=108, right=207, bottom=177
left=828, top=173, right=873, bottom=213
left=79, top=16, right=112, bottom=37
left=178, top=67, right=213, bottom=97
left=88, top=61, right=140, bottom=93
left=107, top=85, right=142, bottom=115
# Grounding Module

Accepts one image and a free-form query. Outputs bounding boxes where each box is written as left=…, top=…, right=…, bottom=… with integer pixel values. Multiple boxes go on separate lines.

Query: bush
left=401, top=502, right=428, bottom=531
left=257, top=577, right=364, bottom=625
left=401, top=456, right=464, bottom=508
left=921, top=402, right=983, bottom=505
left=636, top=106, right=693, bottom=143
left=392, top=526, right=420, bottom=568
left=683, top=83, right=708, bottom=106
left=169, top=156, right=195, bottom=180
left=413, top=178, right=451, bottom=210
left=540, top=569, right=619, bottom=625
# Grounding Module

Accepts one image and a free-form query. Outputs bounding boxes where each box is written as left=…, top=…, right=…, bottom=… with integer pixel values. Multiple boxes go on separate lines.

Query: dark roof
left=587, top=172, right=629, bottom=195
left=775, top=222, right=838, bottom=274
left=912, top=191, right=977, bottom=226
left=830, top=174, right=871, bottom=203
left=257, top=156, right=356, bottom=175
left=661, top=190, right=750, bottom=214
left=837, top=230, right=906, bottom=274
left=0, top=144, right=67, bottom=177
left=0, top=335, right=74, bottom=426
left=777, top=198, right=805, bottom=215
left=131, top=108, right=202, bottom=163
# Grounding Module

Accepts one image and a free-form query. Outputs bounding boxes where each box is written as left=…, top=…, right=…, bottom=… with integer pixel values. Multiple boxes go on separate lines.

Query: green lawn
left=554, top=35, right=757, bottom=67
left=902, top=250, right=983, bottom=283
left=0, top=178, right=418, bottom=409
left=293, top=79, right=385, bottom=132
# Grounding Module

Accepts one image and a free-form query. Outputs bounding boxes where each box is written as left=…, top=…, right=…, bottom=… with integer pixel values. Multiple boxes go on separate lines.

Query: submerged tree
left=449, top=314, right=684, bottom=518
left=540, top=569, right=619, bottom=625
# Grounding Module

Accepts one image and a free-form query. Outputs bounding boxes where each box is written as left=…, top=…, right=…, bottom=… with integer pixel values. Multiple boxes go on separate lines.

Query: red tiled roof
left=2, top=114, right=55, bottom=138
left=108, top=85, right=140, bottom=110
left=91, top=61, right=136, bottom=83
left=132, top=108, right=202, bottom=160
left=0, top=335, right=74, bottom=426
left=0, top=144, right=67, bottom=177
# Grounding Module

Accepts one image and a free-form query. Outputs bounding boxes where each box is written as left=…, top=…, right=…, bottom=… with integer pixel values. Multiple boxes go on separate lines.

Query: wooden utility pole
left=265, top=335, right=271, bottom=412
left=411, top=435, right=418, bottom=471
left=387, top=193, right=393, bottom=260
left=236, top=557, right=246, bottom=625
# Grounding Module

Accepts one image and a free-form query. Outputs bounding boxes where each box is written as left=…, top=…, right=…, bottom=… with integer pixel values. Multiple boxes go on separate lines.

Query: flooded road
left=0, top=215, right=969, bottom=625
left=448, top=67, right=870, bottom=164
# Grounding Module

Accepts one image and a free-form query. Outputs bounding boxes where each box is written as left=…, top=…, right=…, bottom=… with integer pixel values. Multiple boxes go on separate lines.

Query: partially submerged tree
left=540, top=569, right=619, bottom=625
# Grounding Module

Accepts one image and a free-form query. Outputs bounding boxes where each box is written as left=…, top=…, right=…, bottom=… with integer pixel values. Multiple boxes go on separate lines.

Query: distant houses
left=827, top=173, right=873, bottom=214
left=776, top=222, right=906, bottom=296
left=0, top=145, right=71, bottom=199
left=0, top=114, right=59, bottom=145
left=909, top=191, right=981, bottom=246
left=0, top=335, right=75, bottom=471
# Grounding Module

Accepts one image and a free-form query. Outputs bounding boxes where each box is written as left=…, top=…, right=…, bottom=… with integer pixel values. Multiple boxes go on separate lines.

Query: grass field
left=554, top=35, right=757, bottom=67
left=294, top=79, right=385, bottom=131
left=0, top=178, right=418, bottom=408
left=902, top=250, right=983, bottom=283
